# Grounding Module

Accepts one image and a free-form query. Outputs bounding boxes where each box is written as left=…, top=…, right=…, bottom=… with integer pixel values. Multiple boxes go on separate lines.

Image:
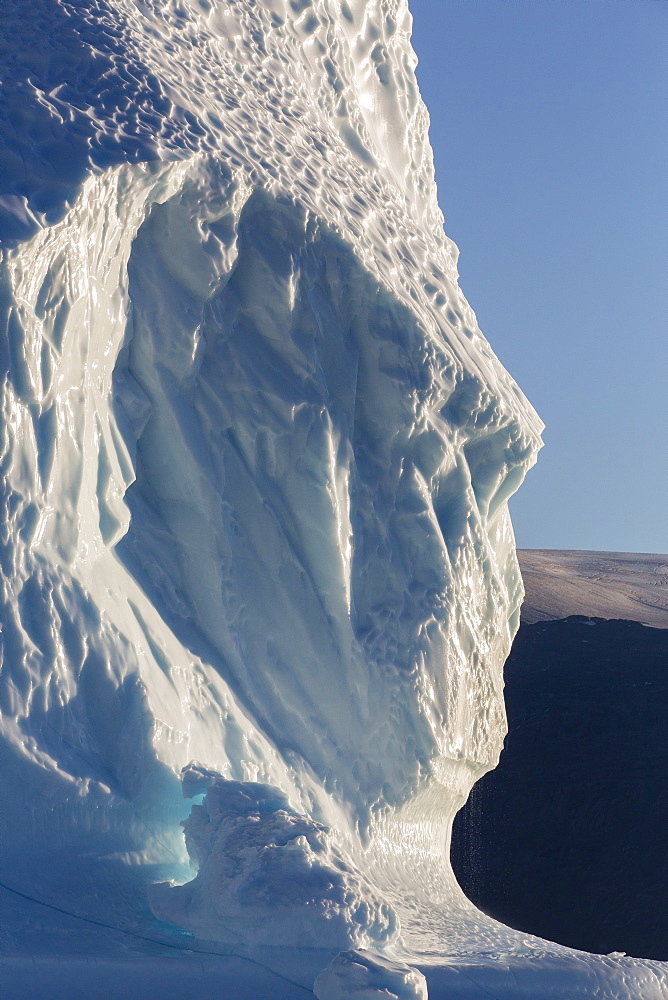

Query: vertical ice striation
left=5, top=4, right=663, bottom=995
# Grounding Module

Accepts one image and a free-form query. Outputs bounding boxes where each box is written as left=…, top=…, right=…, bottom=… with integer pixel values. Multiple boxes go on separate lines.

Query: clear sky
left=409, top=0, right=667, bottom=554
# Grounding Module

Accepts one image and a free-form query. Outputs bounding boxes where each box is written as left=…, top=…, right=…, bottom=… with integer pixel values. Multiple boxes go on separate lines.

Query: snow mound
left=149, top=776, right=398, bottom=950
left=314, top=950, right=427, bottom=1000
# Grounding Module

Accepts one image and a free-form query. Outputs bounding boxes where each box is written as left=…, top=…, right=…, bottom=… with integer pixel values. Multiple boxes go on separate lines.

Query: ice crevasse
left=0, top=1, right=665, bottom=996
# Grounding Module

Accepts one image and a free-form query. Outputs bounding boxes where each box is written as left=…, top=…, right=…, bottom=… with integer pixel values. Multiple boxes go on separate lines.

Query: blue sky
left=409, top=0, right=667, bottom=554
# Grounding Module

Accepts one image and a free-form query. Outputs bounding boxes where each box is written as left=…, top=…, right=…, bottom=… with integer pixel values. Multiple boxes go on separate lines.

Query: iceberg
left=0, top=0, right=665, bottom=996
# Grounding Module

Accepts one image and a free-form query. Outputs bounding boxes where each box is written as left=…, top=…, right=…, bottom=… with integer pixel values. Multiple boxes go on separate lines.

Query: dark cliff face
left=451, top=616, right=668, bottom=961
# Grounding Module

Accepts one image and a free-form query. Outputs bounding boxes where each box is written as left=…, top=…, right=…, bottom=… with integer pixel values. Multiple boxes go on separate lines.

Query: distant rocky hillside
left=518, top=550, right=668, bottom=628
left=452, top=552, right=668, bottom=961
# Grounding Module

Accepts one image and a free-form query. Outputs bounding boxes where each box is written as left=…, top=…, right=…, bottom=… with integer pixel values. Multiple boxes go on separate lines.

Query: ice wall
left=0, top=0, right=548, bottom=964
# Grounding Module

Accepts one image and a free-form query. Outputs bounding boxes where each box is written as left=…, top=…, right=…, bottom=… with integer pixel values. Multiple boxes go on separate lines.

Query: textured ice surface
left=314, top=950, right=428, bottom=1000
left=0, top=0, right=666, bottom=996
left=149, top=774, right=399, bottom=949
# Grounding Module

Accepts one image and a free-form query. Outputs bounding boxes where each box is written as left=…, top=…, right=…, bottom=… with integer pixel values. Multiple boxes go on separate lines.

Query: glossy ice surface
left=0, top=1, right=665, bottom=996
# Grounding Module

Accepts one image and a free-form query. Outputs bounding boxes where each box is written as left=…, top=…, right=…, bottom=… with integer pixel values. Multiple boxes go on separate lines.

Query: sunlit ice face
left=116, top=183, right=527, bottom=826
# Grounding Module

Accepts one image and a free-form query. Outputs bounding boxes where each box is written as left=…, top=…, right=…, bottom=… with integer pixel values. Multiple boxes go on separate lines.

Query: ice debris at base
left=314, top=950, right=428, bottom=1000
left=0, top=0, right=666, bottom=995
left=150, top=776, right=398, bottom=949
